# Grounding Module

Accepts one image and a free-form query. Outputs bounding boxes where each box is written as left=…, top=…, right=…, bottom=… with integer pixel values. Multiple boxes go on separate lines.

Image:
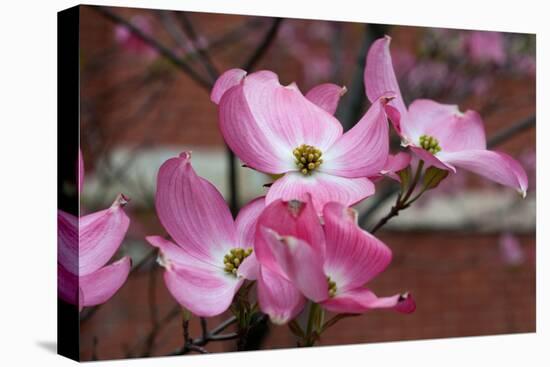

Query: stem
left=303, top=302, right=323, bottom=347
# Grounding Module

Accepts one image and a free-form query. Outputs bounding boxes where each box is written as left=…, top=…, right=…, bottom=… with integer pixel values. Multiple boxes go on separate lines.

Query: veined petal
left=260, top=229, right=328, bottom=302
left=323, top=202, right=392, bottom=292
left=255, top=196, right=324, bottom=277
left=375, top=152, right=412, bottom=182
left=210, top=68, right=247, bottom=104
left=439, top=149, right=528, bottom=196
left=145, top=236, right=215, bottom=271
left=237, top=252, right=259, bottom=280
left=305, top=83, right=347, bottom=115
left=408, top=146, right=455, bottom=171
left=322, top=96, right=390, bottom=177
left=257, top=266, right=306, bottom=325
left=58, top=262, right=79, bottom=306
left=405, top=99, right=486, bottom=151
left=364, top=36, right=408, bottom=121
left=79, top=194, right=130, bottom=276
left=235, top=196, right=266, bottom=249
left=241, top=71, right=343, bottom=152
left=322, top=288, right=415, bottom=314
left=79, top=257, right=132, bottom=307
left=266, top=172, right=375, bottom=214
left=218, top=80, right=294, bottom=174
left=58, top=210, right=78, bottom=275
left=163, top=263, right=243, bottom=317
left=155, top=152, right=237, bottom=266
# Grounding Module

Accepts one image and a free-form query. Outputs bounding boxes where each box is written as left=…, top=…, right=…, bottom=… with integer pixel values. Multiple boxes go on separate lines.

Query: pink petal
left=235, top=196, right=266, bottom=249
left=58, top=262, right=78, bottom=306
left=79, top=257, right=132, bottom=307
left=240, top=71, right=343, bottom=152
left=210, top=68, right=247, bottom=104
left=408, top=146, right=455, bottom=171
left=439, top=149, right=528, bottom=196
left=155, top=152, right=237, bottom=266
left=305, top=83, right=347, bottom=115
left=164, top=263, right=242, bottom=317
left=322, top=96, right=391, bottom=177
left=237, top=252, right=259, bottom=280
left=146, top=235, right=243, bottom=316
left=266, top=172, right=375, bottom=214
left=217, top=76, right=295, bottom=174
left=257, top=266, right=306, bottom=324
left=322, top=202, right=392, bottom=292
left=58, top=210, right=78, bottom=274
left=322, top=288, right=415, bottom=314
left=375, top=152, right=412, bottom=182
left=78, top=149, right=84, bottom=194
left=260, top=228, right=328, bottom=302
left=499, top=232, right=525, bottom=266
left=364, top=36, right=408, bottom=121
left=255, top=196, right=325, bottom=277
left=79, top=194, right=130, bottom=276
left=405, top=100, right=486, bottom=151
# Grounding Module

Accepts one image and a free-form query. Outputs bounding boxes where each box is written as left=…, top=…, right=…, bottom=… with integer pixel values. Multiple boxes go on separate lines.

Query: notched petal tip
left=112, top=193, right=130, bottom=208
left=339, top=85, right=348, bottom=96
left=395, top=292, right=416, bottom=314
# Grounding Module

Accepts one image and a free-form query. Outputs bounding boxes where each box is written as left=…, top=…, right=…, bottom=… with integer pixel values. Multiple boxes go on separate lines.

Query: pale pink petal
left=405, top=100, right=486, bottom=151
left=322, top=97, right=390, bottom=177
left=218, top=78, right=295, bottom=174
left=58, top=262, right=78, bottom=305
left=257, top=266, right=306, bottom=325
left=240, top=71, right=343, bottom=152
left=79, top=194, right=130, bottom=276
left=163, top=264, right=242, bottom=317
left=78, top=149, right=84, bottom=194
left=260, top=229, right=328, bottom=302
left=305, top=83, right=347, bottom=115
left=322, top=288, right=415, bottom=314
left=255, top=196, right=325, bottom=277
left=409, top=146, right=455, bottom=171
left=79, top=257, right=132, bottom=307
left=439, top=149, right=528, bottom=196
left=155, top=152, right=237, bottom=266
left=145, top=236, right=214, bottom=271
left=237, top=252, right=259, bottom=280
left=235, top=196, right=266, bottom=248
left=323, top=202, right=392, bottom=292
left=266, top=172, right=375, bottom=214
left=375, top=152, right=412, bottom=182
left=58, top=210, right=78, bottom=275
left=210, top=68, right=247, bottom=104
left=364, top=36, right=407, bottom=120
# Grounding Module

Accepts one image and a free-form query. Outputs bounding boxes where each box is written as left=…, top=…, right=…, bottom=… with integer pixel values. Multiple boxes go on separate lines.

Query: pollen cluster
left=293, top=144, right=323, bottom=175
left=223, top=247, right=253, bottom=276
left=327, top=276, right=337, bottom=298
left=419, top=134, right=442, bottom=154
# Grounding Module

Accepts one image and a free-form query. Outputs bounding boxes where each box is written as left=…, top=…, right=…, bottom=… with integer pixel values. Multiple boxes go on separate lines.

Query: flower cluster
left=145, top=35, right=528, bottom=339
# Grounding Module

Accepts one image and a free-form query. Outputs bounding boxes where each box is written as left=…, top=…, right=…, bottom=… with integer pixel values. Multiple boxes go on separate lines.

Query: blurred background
left=77, top=5, right=535, bottom=360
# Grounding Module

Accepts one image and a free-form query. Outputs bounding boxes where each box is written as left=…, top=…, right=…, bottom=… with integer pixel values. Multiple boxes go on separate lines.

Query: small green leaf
left=398, top=166, right=412, bottom=190
left=423, top=167, right=449, bottom=190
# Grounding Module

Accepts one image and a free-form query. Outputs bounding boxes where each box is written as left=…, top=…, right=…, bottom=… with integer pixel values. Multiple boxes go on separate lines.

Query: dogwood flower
left=254, top=196, right=415, bottom=316
left=364, top=36, right=528, bottom=197
left=58, top=151, right=131, bottom=309
left=145, top=152, right=268, bottom=317
left=211, top=69, right=393, bottom=213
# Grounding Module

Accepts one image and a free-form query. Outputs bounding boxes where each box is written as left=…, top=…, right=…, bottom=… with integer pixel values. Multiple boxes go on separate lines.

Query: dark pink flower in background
left=211, top=68, right=392, bottom=213
left=255, top=196, right=415, bottom=316
left=463, top=31, right=506, bottom=66
left=58, top=152, right=131, bottom=309
left=114, top=15, right=157, bottom=59
left=365, top=36, right=528, bottom=197
left=499, top=233, right=525, bottom=267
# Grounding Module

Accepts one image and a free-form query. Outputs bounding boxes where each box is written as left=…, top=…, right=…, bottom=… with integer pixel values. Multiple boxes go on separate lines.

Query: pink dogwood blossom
left=365, top=36, right=528, bottom=197
left=58, top=152, right=131, bottom=309
left=211, top=69, right=393, bottom=213
left=145, top=152, right=267, bottom=317
left=463, top=31, right=506, bottom=66
left=254, top=196, right=415, bottom=318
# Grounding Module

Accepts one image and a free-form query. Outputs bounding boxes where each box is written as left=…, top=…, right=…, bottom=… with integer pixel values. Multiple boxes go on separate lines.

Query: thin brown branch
left=242, top=18, right=282, bottom=71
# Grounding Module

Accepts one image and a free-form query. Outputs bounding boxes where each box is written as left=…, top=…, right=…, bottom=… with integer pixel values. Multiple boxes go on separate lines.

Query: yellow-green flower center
left=419, top=134, right=442, bottom=154
left=223, top=247, right=253, bottom=276
left=327, top=276, right=337, bottom=298
left=293, top=144, right=323, bottom=175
